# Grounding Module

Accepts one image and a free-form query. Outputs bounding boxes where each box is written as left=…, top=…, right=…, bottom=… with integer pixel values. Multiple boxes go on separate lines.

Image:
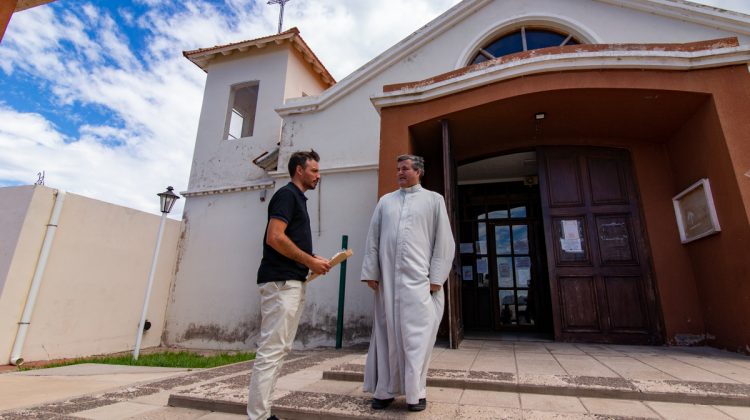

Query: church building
left=165, top=0, right=750, bottom=353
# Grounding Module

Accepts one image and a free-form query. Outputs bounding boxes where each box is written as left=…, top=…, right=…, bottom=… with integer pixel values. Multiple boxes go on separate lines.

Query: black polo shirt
left=257, top=182, right=312, bottom=283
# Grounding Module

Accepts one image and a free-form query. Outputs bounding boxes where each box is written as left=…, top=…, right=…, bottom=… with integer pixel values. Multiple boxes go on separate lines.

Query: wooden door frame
left=442, top=120, right=464, bottom=349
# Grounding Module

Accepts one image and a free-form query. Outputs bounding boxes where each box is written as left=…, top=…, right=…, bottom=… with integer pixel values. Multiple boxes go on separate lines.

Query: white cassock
left=360, top=184, right=455, bottom=404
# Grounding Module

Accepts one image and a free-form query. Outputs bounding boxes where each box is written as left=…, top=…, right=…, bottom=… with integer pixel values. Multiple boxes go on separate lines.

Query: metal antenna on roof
left=267, top=0, right=291, bottom=34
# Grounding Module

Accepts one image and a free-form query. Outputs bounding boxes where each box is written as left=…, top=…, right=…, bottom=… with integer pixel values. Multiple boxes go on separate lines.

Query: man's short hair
left=397, top=154, right=425, bottom=179
left=288, top=150, right=320, bottom=178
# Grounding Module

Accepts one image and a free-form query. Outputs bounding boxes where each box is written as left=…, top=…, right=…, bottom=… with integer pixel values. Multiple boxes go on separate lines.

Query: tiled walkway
left=2, top=341, right=750, bottom=419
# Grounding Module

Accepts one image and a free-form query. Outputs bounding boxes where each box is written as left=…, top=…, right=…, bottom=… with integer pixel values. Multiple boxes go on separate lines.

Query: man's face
left=296, top=159, right=320, bottom=191
left=397, top=159, right=420, bottom=188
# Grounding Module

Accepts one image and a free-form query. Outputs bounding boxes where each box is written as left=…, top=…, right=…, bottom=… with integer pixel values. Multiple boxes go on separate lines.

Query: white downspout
left=10, top=189, right=66, bottom=365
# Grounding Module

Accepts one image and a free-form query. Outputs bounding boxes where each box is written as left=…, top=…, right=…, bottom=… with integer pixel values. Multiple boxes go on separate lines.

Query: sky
left=1, top=0, right=749, bottom=217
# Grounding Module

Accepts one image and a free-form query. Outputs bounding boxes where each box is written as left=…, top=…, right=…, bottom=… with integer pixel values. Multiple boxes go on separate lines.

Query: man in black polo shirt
left=247, top=150, right=331, bottom=420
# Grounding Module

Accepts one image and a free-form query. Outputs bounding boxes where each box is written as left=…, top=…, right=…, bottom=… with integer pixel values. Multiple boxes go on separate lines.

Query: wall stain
left=295, top=303, right=371, bottom=347
left=180, top=321, right=256, bottom=344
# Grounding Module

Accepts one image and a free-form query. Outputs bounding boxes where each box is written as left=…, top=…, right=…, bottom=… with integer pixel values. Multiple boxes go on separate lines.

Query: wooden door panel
left=587, top=156, right=629, bottom=205
left=603, top=276, right=649, bottom=332
left=545, top=155, right=584, bottom=207
left=559, top=276, right=601, bottom=332
left=595, top=215, right=638, bottom=265
left=539, top=146, right=660, bottom=344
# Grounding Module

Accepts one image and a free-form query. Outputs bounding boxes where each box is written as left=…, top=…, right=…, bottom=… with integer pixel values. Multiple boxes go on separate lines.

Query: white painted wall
left=0, top=185, right=181, bottom=363
left=166, top=0, right=750, bottom=350
left=165, top=41, right=340, bottom=349
left=188, top=45, right=290, bottom=192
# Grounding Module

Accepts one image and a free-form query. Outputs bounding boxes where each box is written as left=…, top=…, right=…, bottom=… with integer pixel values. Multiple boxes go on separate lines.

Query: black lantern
left=158, top=186, right=180, bottom=214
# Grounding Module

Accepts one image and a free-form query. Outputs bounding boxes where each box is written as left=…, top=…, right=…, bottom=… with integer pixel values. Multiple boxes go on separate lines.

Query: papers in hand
left=307, top=249, right=353, bottom=281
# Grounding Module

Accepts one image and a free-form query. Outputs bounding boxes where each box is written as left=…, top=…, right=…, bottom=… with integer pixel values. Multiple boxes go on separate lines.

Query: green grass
left=20, top=351, right=255, bottom=371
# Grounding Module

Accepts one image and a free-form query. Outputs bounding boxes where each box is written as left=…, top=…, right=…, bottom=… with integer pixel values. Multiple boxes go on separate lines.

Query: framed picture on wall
left=672, top=178, right=721, bottom=244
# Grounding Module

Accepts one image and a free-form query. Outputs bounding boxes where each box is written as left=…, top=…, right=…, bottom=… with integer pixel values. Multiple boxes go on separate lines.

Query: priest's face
left=296, top=159, right=321, bottom=191
left=397, top=159, right=421, bottom=188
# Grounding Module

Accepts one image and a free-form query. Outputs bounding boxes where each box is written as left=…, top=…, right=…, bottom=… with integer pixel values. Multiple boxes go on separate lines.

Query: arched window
left=470, top=27, right=581, bottom=65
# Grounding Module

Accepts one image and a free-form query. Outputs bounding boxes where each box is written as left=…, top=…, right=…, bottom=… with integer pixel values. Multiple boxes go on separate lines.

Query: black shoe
left=371, top=397, right=394, bottom=409
left=267, top=416, right=279, bottom=420
left=407, top=398, right=427, bottom=412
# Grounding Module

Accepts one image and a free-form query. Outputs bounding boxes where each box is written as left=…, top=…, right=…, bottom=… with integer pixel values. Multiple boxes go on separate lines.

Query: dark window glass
left=525, top=30, right=567, bottom=50
left=485, top=31, right=523, bottom=58
left=470, top=28, right=582, bottom=64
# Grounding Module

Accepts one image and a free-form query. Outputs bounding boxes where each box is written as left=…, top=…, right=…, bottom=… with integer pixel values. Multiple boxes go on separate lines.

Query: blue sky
left=1, top=0, right=749, bottom=216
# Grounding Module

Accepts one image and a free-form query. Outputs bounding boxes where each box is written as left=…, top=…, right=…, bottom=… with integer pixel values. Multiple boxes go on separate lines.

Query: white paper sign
left=561, top=220, right=583, bottom=253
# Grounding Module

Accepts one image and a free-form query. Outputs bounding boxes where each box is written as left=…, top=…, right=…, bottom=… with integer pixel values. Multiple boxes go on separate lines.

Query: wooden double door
left=455, top=147, right=660, bottom=344
left=537, top=147, right=661, bottom=344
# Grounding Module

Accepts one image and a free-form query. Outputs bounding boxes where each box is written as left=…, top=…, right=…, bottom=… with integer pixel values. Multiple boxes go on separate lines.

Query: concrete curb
left=323, top=370, right=750, bottom=407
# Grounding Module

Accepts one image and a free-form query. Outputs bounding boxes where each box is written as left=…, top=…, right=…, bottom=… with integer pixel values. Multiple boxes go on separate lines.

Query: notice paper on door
left=560, top=220, right=583, bottom=253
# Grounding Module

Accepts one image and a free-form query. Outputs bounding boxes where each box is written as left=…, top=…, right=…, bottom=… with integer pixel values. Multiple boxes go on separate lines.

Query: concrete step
left=168, top=353, right=750, bottom=419
left=322, top=363, right=750, bottom=407
left=169, top=378, right=750, bottom=420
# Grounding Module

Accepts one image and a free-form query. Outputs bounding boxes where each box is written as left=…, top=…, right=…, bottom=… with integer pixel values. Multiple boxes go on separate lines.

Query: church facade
left=166, top=0, right=750, bottom=354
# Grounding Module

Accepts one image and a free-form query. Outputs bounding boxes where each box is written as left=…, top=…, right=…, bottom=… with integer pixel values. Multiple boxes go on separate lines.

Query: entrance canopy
left=372, top=37, right=750, bottom=350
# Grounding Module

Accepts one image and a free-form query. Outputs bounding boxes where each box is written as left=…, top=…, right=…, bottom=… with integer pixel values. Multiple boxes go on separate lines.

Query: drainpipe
left=10, top=189, right=66, bottom=365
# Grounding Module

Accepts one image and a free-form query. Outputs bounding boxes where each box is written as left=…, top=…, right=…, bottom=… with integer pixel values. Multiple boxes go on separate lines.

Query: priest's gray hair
left=397, top=154, right=425, bottom=179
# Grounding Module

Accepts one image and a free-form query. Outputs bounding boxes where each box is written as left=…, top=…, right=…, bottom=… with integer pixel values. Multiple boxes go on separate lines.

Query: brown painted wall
left=378, top=66, right=750, bottom=349
left=0, top=0, right=18, bottom=43
left=667, top=98, right=750, bottom=353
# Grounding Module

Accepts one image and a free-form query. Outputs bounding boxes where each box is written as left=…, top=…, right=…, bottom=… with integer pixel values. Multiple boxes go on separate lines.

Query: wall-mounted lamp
left=534, top=112, right=546, bottom=120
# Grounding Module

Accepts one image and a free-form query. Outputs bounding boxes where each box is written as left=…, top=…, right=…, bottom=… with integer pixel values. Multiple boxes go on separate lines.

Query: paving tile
left=519, top=394, right=587, bottom=413
left=579, top=397, right=659, bottom=418
left=513, top=343, right=551, bottom=353
left=460, top=340, right=485, bottom=349
left=481, top=341, right=516, bottom=351
left=456, top=405, right=523, bottom=419
left=122, top=406, right=209, bottom=419
left=515, top=357, right=566, bottom=376
left=553, top=354, right=620, bottom=377
left=471, top=353, right=517, bottom=373
left=522, top=410, right=597, bottom=419
left=544, top=343, right=586, bottom=355
left=576, top=344, right=625, bottom=356
left=130, top=390, right=172, bottom=407
left=73, top=401, right=161, bottom=419
left=301, top=379, right=361, bottom=394
left=713, top=404, right=750, bottom=419
left=595, top=356, right=677, bottom=381
left=645, top=401, right=734, bottom=419
left=634, top=355, right=738, bottom=383
left=273, top=376, right=319, bottom=391
left=425, top=386, right=463, bottom=404
left=459, top=389, right=520, bottom=408
left=195, top=413, right=246, bottom=419
left=670, top=355, right=750, bottom=384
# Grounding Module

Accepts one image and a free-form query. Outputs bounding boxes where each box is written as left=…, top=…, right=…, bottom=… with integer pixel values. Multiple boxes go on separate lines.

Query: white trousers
left=247, top=280, right=306, bottom=420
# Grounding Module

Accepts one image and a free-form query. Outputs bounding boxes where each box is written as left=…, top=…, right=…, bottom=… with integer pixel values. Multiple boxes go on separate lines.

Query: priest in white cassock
left=360, top=154, right=456, bottom=412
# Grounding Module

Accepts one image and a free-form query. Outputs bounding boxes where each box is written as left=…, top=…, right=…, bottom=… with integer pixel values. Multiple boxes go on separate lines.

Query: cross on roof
left=267, top=0, right=291, bottom=34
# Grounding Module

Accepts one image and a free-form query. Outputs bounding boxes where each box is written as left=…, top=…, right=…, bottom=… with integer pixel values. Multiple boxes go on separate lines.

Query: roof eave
left=182, top=28, right=335, bottom=86
left=371, top=43, right=750, bottom=112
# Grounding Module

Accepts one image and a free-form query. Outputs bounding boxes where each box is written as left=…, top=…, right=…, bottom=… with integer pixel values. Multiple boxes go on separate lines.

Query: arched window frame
left=456, top=17, right=600, bottom=68
left=470, top=26, right=583, bottom=65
